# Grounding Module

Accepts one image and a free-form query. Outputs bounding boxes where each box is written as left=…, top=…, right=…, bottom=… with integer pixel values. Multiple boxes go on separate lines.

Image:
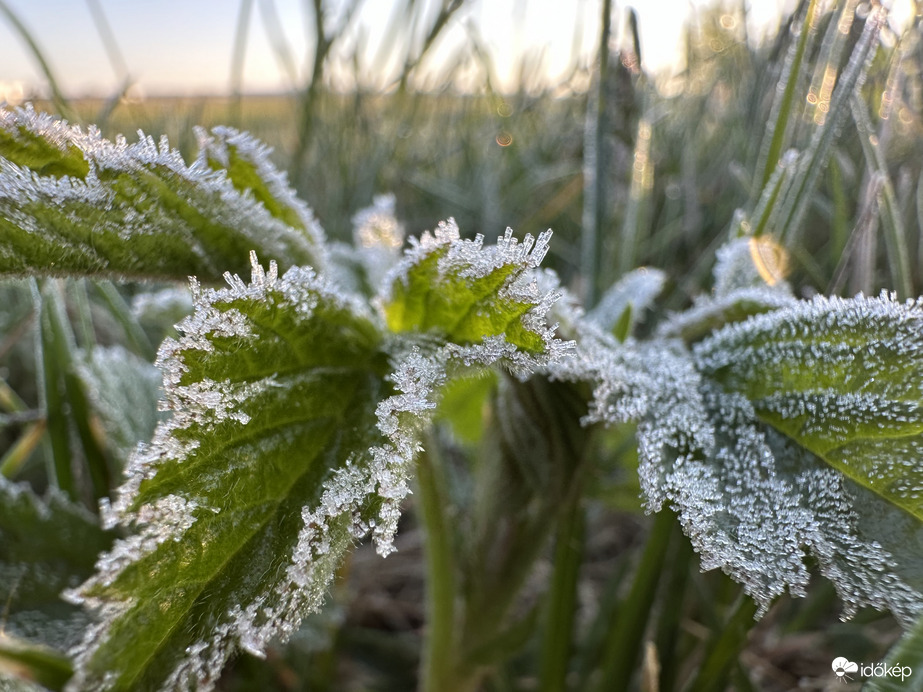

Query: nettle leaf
left=0, top=106, right=323, bottom=282
left=382, top=219, right=563, bottom=365
left=560, top=304, right=923, bottom=624
left=0, top=478, right=113, bottom=652
left=695, top=292, right=923, bottom=523
left=64, top=217, right=568, bottom=691
left=65, top=256, right=397, bottom=691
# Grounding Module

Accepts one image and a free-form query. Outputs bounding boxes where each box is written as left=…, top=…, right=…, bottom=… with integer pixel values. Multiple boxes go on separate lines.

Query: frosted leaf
left=695, top=291, right=923, bottom=523
left=658, top=237, right=796, bottom=343
left=552, top=328, right=714, bottom=503
left=381, top=219, right=568, bottom=366
left=651, top=385, right=923, bottom=623
left=586, top=267, right=666, bottom=336
left=196, top=126, right=325, bottom=249
left=65, top=255, right=393, bottom=691
left=554, top=288, right=923, bottom=624
left=0, top=106, right=323, bottom=281
left=75, top=345, right=162, bottom=463
left=0, top=478, right=112, bottom=652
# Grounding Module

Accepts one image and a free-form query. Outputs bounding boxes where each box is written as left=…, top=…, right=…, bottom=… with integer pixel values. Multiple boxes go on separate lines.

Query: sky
left=0, top=0, right=908, bottom=100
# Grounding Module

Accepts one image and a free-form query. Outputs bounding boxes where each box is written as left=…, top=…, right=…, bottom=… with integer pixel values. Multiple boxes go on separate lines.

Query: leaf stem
left=592, top=508, right=674, bottom=692
left=417, top=434, right=462, bottom=692
left=539, top=494, right=585, bottom=692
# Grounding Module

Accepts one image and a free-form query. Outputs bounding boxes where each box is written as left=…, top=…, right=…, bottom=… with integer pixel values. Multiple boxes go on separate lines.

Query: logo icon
left=832, top=657, right=859, bottom=683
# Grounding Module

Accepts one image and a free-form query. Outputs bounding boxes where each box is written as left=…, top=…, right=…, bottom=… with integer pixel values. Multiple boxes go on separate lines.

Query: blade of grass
left=685, top=593, right=760, bottom=692
left=92, top=282, right=156, bottom=361
left=32, top=280, right=75, bottom=499
left=750, top=149, right=799, bottom=238
left=538, top=497, right=585, bottom=692
left=85, top=0, right=129, bottom=85
left=0, top=1, right=73, bottom=119
left=802, top=0, right=857, bottom=128
left=754, top=0, right=819, bottom=191
left=777, top=8, right=883, bottom=244
left=829, top=153, right=849, bottom=263
left=849, top=93, right=913, bottom=299
left=618, top=103, right=654, bottom=276
left=39, top=282, right=111, bottom=504
left=0, top=377, right=27, bottom=414
left=591, top=509, right=674, bottom=692
left=0, top=420, right=46, bottom=478
left=580, top=0, right=613, bottom=307
left=257, top=0, right=299, bottom=90
left=397, top=0, right=467, bottom=92
left=229, top=0, right=255, bottom=125
left=68, top=280, right=95, bottom=352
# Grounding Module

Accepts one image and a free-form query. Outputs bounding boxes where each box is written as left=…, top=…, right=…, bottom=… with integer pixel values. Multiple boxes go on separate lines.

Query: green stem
left=417, top=436, right=462, bottom=692
left=686, top=593, right=760, bottom=692
left=592, top=508, right=675, bottom=692
left=539, top=495, right=585, bottom=692
left=655, top=517, right=694, bottom=692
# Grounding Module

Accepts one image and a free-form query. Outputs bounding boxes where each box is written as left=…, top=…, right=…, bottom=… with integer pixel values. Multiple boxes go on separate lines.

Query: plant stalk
left=417, top=436, right=463, bottom=692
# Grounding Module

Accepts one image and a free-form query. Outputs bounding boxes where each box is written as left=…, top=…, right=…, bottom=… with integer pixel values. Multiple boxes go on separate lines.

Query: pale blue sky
left=0, top=0, right=901, bottom=99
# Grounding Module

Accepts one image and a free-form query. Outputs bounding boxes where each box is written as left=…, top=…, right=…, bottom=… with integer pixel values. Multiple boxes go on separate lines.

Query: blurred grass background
left=15, top=1, right=923, bottom=309
left=4, top=0, right=923, bottom=689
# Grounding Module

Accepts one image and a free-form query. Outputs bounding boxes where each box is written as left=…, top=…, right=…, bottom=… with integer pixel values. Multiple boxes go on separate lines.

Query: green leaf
left=382, top=219, right=559, bottom=358
left=198, top=127, right=316, bottom=235
left=75, top=345, right=161, bottom=465
left=66, top=256, right=401, bottom=691
left=0, top=478, right=112, bottom=653
left=695, top=292, right=923, bottom=524
left=0, top=635, right=73, bottom=691
left=0, top=107, right=323, bottom=282
left=562, top=319, right=923, bottom=625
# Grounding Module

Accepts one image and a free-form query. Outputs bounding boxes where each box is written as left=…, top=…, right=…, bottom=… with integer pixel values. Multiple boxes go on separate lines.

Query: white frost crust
left=657, top=285, right=797, bottom=340
left=0, top=106, right=322, bottom=274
